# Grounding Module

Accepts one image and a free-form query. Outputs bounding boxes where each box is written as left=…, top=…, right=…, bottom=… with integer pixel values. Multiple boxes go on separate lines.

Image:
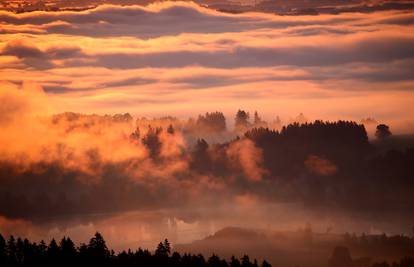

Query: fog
left=0, top=84, right=413, bottom=254
left=1, top=3, right=414, bottom=266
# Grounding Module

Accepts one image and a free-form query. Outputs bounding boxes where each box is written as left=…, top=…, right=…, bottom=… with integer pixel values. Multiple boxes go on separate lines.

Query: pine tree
left=261, top=260, right=272, bottom=267
left=0, top=234, right=5, bottom=263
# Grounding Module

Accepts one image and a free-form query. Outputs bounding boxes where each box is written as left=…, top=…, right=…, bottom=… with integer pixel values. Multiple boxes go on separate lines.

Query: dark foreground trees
left=371, top=257, right=414, bottom=267
left=328, top=245, right=414, bottom=267
left=0, top=233, right=271, bottom=267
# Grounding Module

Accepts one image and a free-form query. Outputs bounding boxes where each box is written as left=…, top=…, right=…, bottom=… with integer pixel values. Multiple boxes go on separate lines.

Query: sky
left=1, top=1, right=414, bottom=251
left=1, top=2, right=414, bottom=131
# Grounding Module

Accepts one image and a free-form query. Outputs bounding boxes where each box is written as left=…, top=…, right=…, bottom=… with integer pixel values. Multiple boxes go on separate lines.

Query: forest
left=0, top=232, right=273, bottom=267
left=0, top=110, right=413, bottom=267
left=0, top=110, right=412, bottom=222
left=1, top=232, right=414, bottom=267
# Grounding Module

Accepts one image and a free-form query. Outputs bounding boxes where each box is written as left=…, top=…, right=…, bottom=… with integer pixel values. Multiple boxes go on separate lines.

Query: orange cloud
left=227, top=138, right=267, bottom=182
left=304, top=155, right=337, bottom=176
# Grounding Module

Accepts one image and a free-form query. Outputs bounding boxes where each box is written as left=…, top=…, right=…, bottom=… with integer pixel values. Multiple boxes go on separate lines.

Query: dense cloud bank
left=0, top=2, right=414, bottom=129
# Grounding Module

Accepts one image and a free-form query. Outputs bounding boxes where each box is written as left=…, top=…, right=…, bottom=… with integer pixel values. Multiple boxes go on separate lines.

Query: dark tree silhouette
left=164, top=239, right=171, bottom=255
left=38, top=240, right=47, bottom=256
left=60, top=236, right=77, bottom=265
left=376, top=124, right=392, bottom=140
left=261, top=260, right=271, bottom=267
left=196, top=112, right=226, bottom=132
left=130, top=126, right=140, bottom=140
left=253, top=111, right=267, bottom=128
left=6, top=235, right=16, bottom=265
left=0, top=234, right=5, bottom=264
left=167, top=124, right=175, bottom=135
left=328, top=246, right=353, bottom=267
left=142, top=126, right=163, bottom=159
left=253, top=111, right=261, bottom=125
left=46, top=239, right=59, bottom=265
left=0, top=233, right=272, bottom=267
left=155, top=238, right=171, bottom=257
left=370, top=257, right=414, bottom=267
left=190, top=139, right=212, bottom=173
left=208, top=254, right=229, bottom=267
left=230, top=256, right=241, bottom=267
left=235, top=110, right=250, bottom=131
left=15, top=238, right=24, bottom=264
left=241, top=255, right=251, bottom=267
left=88, top=232, right=110, bottom=259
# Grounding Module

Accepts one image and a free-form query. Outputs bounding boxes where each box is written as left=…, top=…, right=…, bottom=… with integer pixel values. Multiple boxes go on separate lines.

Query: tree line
left=329, top=246, right=414, bottom=267
left=1, top=117, right=411, bottom=220
left=0, top=232, right=272, bottom=267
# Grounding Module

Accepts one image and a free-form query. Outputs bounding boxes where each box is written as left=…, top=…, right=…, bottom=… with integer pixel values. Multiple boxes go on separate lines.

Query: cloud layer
left=0, top=2, right=413, bottom=129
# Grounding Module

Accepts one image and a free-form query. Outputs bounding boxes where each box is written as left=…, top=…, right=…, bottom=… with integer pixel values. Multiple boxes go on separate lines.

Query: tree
left=375, top=124, right=391, bottom=140
left=130, top=126, right=140, bottom=140
left=241, top=255, right=251, bottom=267
left=196, top=112, right=226, bottom=132
left=16, top=237, right=24, bottom=264
left=254, top=111, right=260, bottom=125
left=167, top=124, right=175, bottom=135
left=38, top=240, right=47, bottom=256
left=22, top=238, right=34, bottom=266
left=88, top=232, right=109, bottom=259
left=272, top=116, right=282, bottom=128
left=6, top=235, right=16, bottom=264
left=78, top=243, right=88, bottom=261
left=142, top=126, right=162, bottom=159
left=230, top=256, right=241, bottom=267
left=171, top=251, right=181, bottom=267
left=261, top=260, right=272, bottom=267
left=191, top=138, right=211, bottom=172
left=60, top=237, right=77, bottom=263
left=235, top=110, right=250, bottom=131
left=155, top=239, right=171, bottom=257
left=47, top=239, right=59, bottom=261
left=163, top=239, right=171, bottom=255
left=208, top=254, right=227, bottom=267
left=0, top=234, right=5, bottom=263
left=328, top=246, right=353, bottom=267
left=253, top=111, right=267, bottom=128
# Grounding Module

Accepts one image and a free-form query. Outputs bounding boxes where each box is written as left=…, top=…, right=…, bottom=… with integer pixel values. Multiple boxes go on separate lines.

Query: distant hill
left=175, top=227, right=414, bottom=267
left=175, top=227, right=340, bottom=267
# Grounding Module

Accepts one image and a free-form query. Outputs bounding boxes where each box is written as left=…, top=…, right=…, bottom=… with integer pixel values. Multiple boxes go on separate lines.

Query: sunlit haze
left=1, top=1, right=414, bottom=267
